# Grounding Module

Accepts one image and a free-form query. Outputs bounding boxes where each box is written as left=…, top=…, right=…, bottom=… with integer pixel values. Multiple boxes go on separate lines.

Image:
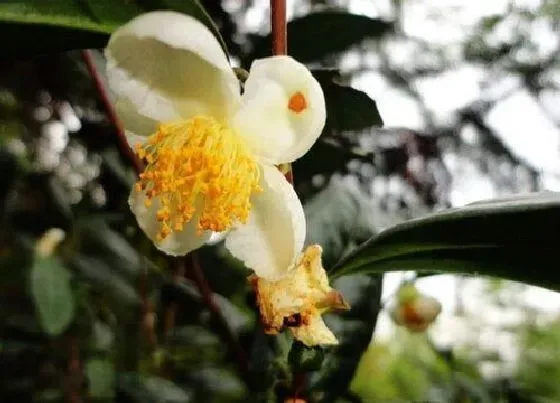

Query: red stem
left=271, top=0, right=287, bottom=55
left=270, top=2, right=306, bottom=397
left=66, top=336, right=83, bottom=403
left=80, top=50, right=143, bottom=175
left=270, top=0, right=294, bottom=185
left=163, top=259, right=186, bottom=336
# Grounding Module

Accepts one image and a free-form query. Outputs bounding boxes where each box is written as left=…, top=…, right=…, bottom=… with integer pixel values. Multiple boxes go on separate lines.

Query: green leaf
left=304, top=176, right=378, bottom=268
left=86, top=359, right=115, bottom=399
left=288, top=342, right=325, bottom=373
left=248, top=11, right=393, bottom=63
left=316, top=70, right=383, bottom=131
left=0, top=0, right=225, bottom=55
left=68, top=256, right=140, bottom=316
left=330, top=192, right=560, bottom=291
left=29, top=256, right=75, bottom=336
left=118, top=373, right=193, bottom=403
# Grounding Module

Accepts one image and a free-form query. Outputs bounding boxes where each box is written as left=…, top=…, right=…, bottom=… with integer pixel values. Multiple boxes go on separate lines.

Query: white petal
left=106, top=11, right=240, bottom=126
left=129, top=188, right=212, bottom=256
left=125, top=130, right=148, bottom=149
left=115, top=97, right=159, bottom=138
left=225, top=165, right=305, bottom=280
left=232, top=56, right=325, bottom=165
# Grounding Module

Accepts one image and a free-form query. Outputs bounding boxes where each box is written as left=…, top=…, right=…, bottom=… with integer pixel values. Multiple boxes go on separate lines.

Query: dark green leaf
left=188, top=368, right=246, bottom=401
left=313, top=69, right=383, bottom=131
left=248, top=11, right=393, bottom=63
left=0, top=0, right=226, bottom=55
left=305, top=176, right=377, bottom=269
left=331, top=192, right=560, bottom=291
left=173, top=280, right=251, bottom=334
left=77, top=218, right=141, bottom=279
left=288, top=342, right=325, bottom=373
left=86, top=358, right=115, bottom=399
left=29, top=256, right=75, bottom=336
left=118, top=373, right=193, bottom=403
left=68, top=255, right=140, bottom=314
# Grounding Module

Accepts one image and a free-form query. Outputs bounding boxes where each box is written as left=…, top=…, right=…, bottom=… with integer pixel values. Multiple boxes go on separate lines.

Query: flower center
left=288, top=91, right=307, bottom=113
left=134, top=116, right=261, bottom=241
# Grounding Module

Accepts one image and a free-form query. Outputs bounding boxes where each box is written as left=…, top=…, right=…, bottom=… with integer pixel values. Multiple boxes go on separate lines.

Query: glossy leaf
left=0, top=0, right=225, bottom=55
left=312, top=69, right=383, bottom=131
left=29, top=256, right=75, bottom=336
left=330, top=192, right=560, bottom=291
left=248, top=11, right=393, bottom=63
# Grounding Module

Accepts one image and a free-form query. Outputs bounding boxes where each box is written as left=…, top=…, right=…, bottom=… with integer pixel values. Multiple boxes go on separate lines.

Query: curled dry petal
left=250, top=244, right=349, bottom=346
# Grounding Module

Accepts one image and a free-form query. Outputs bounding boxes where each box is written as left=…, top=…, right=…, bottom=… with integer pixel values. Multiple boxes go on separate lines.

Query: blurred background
left=0, top=0, right=559, bottom=401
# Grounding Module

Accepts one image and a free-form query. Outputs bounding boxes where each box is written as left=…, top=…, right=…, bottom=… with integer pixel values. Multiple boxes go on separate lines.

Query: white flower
left=105, top=12, right=326, bottom=280
left=250, top=245, right=349, bottom=346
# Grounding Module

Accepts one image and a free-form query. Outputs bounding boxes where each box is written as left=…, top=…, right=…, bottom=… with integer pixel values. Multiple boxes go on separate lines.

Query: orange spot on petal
left=288, top=91, right=307, bottom=113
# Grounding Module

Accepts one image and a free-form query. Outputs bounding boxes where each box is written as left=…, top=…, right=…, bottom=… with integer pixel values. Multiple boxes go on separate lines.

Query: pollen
left=134, top=116, right=262, bottom=242
left=288, top=91, right=307, bottom=113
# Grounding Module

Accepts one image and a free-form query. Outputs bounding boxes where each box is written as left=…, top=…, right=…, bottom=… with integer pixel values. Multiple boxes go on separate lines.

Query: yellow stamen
left=134, top=116, right=262, bottom=241
left=288, top=91, right=307, bottom=113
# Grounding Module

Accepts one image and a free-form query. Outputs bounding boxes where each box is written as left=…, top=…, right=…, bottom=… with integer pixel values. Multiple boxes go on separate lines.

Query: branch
left=270, top=0, right=293, bottom=185
left=66, top=336, right=83, bottom=403
left=80, top=50, right=143, bottom=175
left=163, top=258, right=186, bottom=337
left=81, top=49, right=156, bottom=349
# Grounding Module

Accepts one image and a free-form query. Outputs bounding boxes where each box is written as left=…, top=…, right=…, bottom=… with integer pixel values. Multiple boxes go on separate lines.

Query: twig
left=80, top=50, right=143, bottom=175
left=138, top=267, right=157, bottom=347
left=270, top=0, right=294, bottom=185
left=271, top=0, right=305, bottom=397
left=81, top=49, right=155, bottom=349
left=66, top=336, right=83, bottom=403
left=163, top=258, right=186, bottom=336
left=271, top=0, right=287, bottom=55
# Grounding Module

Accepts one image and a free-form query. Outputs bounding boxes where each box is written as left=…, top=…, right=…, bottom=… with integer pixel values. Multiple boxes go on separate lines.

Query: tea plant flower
left=389, top=283, right=441, bottom=332
left=105, top=12, right=325, bottom=279
left=250, top=245, right=349, bottom=346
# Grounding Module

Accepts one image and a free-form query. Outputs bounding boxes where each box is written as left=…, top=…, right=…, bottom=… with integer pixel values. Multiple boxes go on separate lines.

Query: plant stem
left=271, top=0, right=287, bottom=55
left=270, top=0, right=293, bottom=185
left=163, top=258, right=185, bottom=336
left=80, top=50, right=143, bottom=175
left=66, top=336, right=83, bottom=403
left=81, top=49, right=156, bottom=349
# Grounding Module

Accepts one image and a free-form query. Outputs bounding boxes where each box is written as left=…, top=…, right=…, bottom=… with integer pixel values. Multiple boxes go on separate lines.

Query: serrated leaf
left=248, top=11, right=393, bottom=63
left=29, top=256, right=75, bottom=336
left=86, top=359, right=115, bottom=399
left=0, top=0, right=226, bottom=55
left=330, top=192, right=560, bottom=291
